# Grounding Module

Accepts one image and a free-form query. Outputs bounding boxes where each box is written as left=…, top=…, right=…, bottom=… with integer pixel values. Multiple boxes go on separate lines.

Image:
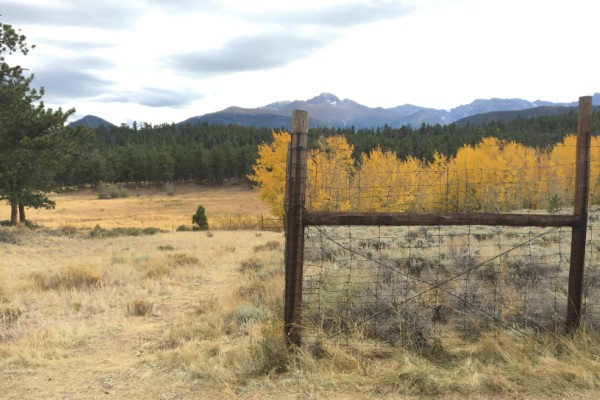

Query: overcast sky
left=2, top=0, right=598, bottom=125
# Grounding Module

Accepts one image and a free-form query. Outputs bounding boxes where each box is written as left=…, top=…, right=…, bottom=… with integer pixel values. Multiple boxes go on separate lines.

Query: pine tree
left=0, top=20, right=88, bottom=224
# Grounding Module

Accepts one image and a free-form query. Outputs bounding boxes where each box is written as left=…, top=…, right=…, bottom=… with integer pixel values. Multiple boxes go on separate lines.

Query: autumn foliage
left=250, top=131, right=599, bottom=217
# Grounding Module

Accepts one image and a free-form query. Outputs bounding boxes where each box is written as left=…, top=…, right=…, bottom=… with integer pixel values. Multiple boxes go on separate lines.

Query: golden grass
left=2, top=183, right=273, bottom=230
left=2, top=226, right=600, bottom=398
left=2, top=187, right=600, bottom=399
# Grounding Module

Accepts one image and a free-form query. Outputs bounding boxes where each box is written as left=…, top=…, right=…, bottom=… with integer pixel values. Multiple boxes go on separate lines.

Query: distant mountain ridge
left=72, top=93, right=600, bottom=129
left=68, top=115, right=115, bottom=129
left=177, top=92, right=599, bottom=129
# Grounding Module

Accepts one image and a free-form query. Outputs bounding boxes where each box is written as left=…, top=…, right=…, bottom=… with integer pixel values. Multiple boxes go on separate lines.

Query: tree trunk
left=10, top=203, right=18, bottom=225
left=18, top=204, right=26, bottom=224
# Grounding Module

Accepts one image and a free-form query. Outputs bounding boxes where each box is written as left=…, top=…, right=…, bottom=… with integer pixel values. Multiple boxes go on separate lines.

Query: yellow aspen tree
left=356, top=147, right=404, bottom=212
left=449, top=144, right=483, bottom=211
left=307, top=136, right=355, bottom=211
left=589, top=136, right=600, bottom=204
left=425, top=151, right=451, bottom=211
left=500, top=141, right=539, bottom=209
left=247, top=131, right=291, bottom=218
left=395, top=155, right=426, bottom=212
left=547, top=135, right=577, bottom=207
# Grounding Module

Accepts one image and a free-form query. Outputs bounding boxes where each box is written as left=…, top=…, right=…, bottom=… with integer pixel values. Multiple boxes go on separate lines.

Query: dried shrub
left=253, top=240, right=281, bottom=252
left=90, top=225, right=162, bottom=238
left=0, top=306, right=23, bottom=324
left=135, top=260, right=170, bottom=278
left=128, top=298, right=154, bottom=316
left=0, top=228, right=16, bottom=244
left=240, top=258, right=263, bottom=273
left=168, top=253, right=200, bottom=267
left=111, top=255, right=127, bottom=265
left=31, top=265, right=102, bottom=290
left=57, top=225, right=78, bottom=236
left=249, top=319, right=289, bottom=374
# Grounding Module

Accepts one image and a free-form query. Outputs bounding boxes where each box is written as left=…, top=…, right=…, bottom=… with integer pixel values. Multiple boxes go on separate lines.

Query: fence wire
left=292, top=126, right=600, bottom=347
left=302, top=222, right=600, bottom=346
left=303, top=133, right=600, bottom=214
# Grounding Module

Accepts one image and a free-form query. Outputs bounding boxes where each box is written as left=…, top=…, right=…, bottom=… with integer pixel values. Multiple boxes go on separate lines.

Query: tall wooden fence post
left=284, top=110, right=308, bottom=346
left=566, top=96, right=593, bottom=330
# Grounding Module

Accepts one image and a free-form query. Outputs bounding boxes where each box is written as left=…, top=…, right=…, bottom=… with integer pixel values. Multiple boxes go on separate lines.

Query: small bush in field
left=90, top=225, right=162, bottom=238
left=547, top=193, right=564, bottom=214
left=0, top=228, right=16, bottom=244
left=0, top=306, right=23, bottom=324
left=32, top=265, right=102, bottom=290
left=163, top=182, right=176, bottom=196
left=240, top=258, right=263, bottom=273
left=97, top=183, right=129, bottom=199
left=176, top=225, right=191, bottom=232
left=128, top=298, right=154, bottom=316
left=192, top=205, right=209, bottom=231
left=168, top=253, right=200, bottom=267
left=111, top=255, right=127, bottom=265
left=234, top=304, right=266, bottom=325
left=253, top=240, right=281, bottom=252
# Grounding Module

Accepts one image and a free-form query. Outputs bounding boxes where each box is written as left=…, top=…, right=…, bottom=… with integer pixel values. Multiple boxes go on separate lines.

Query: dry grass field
left=2, top=183, right=274, bottom=230
left=1, top=185, right=600, bottom=399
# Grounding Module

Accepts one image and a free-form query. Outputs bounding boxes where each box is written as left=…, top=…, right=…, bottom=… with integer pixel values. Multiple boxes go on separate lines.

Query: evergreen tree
left=0, top=20, right=88, bottom=224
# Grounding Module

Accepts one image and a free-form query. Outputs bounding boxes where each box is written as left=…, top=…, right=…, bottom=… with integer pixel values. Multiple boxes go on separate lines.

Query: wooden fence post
left=284, top=110, right=308, bottom=346
left=566, top=96, right=593, bottom=330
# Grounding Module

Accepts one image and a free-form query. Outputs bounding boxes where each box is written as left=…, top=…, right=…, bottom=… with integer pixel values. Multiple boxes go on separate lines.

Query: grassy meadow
left=10, top=183, right=274, bottom=231
left=1, top=184, right=600, bottom=399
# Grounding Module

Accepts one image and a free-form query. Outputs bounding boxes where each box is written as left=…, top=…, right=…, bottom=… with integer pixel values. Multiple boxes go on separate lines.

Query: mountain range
left=70, top=93, right=600, bottom=130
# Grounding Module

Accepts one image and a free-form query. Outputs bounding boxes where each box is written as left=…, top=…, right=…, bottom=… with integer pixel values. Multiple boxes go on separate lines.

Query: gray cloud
left=2, top=0, right=414, bottom=109
left=167, top=1, right=413, bottom=78
left=1, top=0, right=226, bottom=29
left=100, top=87, right=201, bottom=108
left=37, top=38, right=114, bottom=52
left=257, top=1, right=414, bottom=28
left=1, top=0, right=142, bottom=29
left=33, top=65, right=114, bottom=101
left=168, top=31, right=331, bottom=76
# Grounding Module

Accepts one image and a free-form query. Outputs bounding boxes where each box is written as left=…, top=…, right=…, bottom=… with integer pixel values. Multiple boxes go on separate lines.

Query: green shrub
left=97, top=183, right=129, bottom=199
left=547, top=193, right=564, bottom=214
left=176, top=225, right=191, bottom=232
left=235, top=304, right=266, bottom=325
left=192, top=205, right=209, bottom=231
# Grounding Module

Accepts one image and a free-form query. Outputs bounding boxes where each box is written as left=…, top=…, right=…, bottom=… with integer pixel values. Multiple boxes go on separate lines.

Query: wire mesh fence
left=284, top=99, right=597, bottom=347
left=302, top=221, right=600, bottom=347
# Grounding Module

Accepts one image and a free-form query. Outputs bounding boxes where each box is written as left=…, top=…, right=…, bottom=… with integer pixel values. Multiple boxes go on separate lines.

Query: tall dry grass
left=2, top=183, right=274, bottom=230
left=1, top=203, right=600, bottom=398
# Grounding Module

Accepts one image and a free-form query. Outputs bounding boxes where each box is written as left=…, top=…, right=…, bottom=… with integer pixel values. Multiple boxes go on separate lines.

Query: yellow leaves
left=247, top=131, right=290, bottom=218
left=307, top=136, right=355, bottom=212
left=250, top=132, right=592, bottom=216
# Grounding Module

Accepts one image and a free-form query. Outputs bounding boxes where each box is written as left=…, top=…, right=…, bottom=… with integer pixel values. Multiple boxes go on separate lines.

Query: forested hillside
left=58, top=110, right=600, bottom=187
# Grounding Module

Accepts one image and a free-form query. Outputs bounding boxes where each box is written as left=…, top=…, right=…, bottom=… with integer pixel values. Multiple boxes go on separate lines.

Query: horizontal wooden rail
left=303, top=211, right=583, bottom=228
